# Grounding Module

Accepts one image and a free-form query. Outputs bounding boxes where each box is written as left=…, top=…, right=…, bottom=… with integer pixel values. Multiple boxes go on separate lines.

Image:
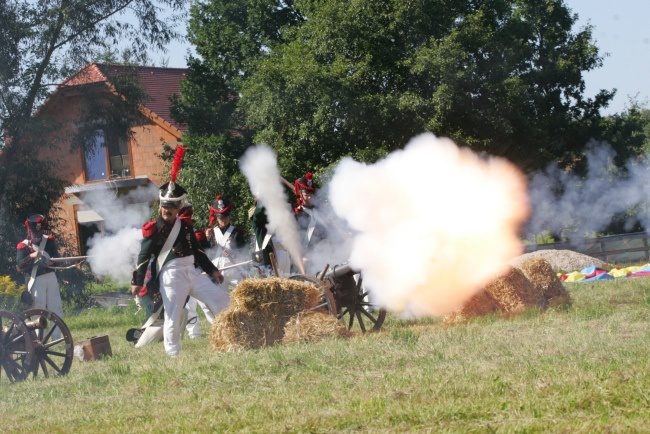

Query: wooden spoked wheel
left=334, top=274, right=386, bottom=332
left=289, top=273, right=386, bottom=332
left=288, top=274, right=337, bottom=316
left=0, top=310, right=36, bottom=383
left=19, top=309, right=73, bottom=378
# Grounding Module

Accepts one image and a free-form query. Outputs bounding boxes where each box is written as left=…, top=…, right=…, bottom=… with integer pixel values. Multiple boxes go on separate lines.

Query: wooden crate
left=75, top=335, right=112, bottom=361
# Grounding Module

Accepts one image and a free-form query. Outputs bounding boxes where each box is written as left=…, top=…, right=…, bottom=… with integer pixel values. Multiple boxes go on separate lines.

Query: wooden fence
left=524, top=232, right=650, bottom=265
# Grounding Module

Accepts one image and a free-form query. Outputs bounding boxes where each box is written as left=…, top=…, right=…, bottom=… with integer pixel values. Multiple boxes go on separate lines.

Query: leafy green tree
left=170, top=0, right=301, bottom=227
left=182, top=0, right=613, bottom=186
left=0, top=0, right=186, bottom=280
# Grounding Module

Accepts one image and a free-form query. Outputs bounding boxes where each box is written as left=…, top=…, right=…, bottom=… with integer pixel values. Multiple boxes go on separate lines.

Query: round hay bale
left=518, top=258, right=572, bottom=309
left=442, top=289, right=500, bottom=325
left=282, top=311, right=351, bottom=344
left=485, top=267, right=545, bottom=313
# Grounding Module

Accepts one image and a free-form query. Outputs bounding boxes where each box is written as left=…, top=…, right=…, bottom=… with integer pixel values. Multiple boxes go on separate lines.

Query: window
left=83, top=130, right=131, bottom=181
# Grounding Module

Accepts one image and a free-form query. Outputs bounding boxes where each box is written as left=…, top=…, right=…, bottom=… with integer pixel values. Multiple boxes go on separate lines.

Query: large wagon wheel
left=288, top=274, right=337, bottom=315
left=19, top=309, right=73, bottom=378
left=334, top=274, right=386, bottom=332
left=0, top=310, right=36, bottom=383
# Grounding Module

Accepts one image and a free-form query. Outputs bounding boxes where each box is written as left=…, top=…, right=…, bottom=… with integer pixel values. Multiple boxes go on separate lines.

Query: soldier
left=130, top=180, right=229, bottom=356
left=15, top=214, right=64, bottom=318
left=249, top=200, right=291, bottom=276
left=205, top=194, right=248, bottom=288
left=293, top=172, right=333, bottom=274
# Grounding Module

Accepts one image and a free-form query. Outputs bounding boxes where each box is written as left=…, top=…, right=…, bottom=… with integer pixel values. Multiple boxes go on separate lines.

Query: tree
left=0, top=0, right=186, bottom=280
left=181, top=0, right=613, bottom=184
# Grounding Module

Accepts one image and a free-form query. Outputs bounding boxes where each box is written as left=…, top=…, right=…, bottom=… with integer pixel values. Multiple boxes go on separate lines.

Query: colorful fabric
left=559, top=262, right=650, bottom=282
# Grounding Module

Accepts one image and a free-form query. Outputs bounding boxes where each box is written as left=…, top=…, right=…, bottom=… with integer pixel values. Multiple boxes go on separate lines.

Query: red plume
left=170, top=145, right=187, bottom=182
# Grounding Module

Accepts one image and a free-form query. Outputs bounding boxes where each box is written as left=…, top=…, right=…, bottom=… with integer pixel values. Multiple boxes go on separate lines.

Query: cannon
left=0, top=309, right=73, bottom=383
left=289, top=262, right=387, bottom=332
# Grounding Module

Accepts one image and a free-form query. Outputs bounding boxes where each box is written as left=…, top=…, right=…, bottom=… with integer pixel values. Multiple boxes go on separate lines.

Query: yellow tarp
left=564, top=271, right=586, bottom=282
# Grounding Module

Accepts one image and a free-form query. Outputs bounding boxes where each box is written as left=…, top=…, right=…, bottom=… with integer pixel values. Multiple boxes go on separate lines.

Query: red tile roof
left=60, top=63, right=188, bottom=133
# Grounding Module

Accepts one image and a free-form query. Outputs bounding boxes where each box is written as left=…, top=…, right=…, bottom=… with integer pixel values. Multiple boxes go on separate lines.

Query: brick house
left=37, top=63, right=188, bottom=254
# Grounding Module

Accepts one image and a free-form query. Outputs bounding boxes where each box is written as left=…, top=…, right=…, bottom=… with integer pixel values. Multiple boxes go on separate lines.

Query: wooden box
left=75, top=335, right=112, bottom=361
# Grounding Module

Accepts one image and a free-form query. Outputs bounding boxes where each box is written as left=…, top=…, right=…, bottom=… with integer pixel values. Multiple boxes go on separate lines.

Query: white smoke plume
left=298, top=175, right=355, bottom=275
left=239, top=144, right=303, bottom=269
left=525, top=141, right=650, bottom=240
left=83, top=184, right=158, bottom=283
left=329, top=133, right=530, bottom=317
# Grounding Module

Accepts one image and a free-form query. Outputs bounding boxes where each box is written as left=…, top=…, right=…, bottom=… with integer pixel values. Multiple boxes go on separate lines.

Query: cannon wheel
left=19, top=309, right=73, bottom=378
left=288, top=274, right=337, bottom=316
left=337, top=274, right=386, bottom=332
left=0, top=310, right=36, bottom=383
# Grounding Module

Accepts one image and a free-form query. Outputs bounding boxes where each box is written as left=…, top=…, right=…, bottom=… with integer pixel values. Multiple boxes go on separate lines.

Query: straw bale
left=485, top=267, right=545, bottom=313
left=282, top=311, right=352, bottom=344
left=210, top=277, right=324, bottom=351
left=230, top=277, right=319, bottom=316
left=442, top=289, right=500, bottom=325
left=518, top=258, right=572, bottom=308
left=210, top=307, right=283, bottom=350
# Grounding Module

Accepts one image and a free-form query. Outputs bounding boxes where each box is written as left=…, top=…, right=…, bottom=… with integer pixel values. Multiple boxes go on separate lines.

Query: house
left=37, top=63, right=188, bottom=255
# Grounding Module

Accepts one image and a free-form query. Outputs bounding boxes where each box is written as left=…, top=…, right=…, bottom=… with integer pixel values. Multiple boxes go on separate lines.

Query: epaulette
left=294, top=205, right=303, bottom=214
left=142, top=221, right=157, bottom=238
left=17, top=241, right=28, bottom=249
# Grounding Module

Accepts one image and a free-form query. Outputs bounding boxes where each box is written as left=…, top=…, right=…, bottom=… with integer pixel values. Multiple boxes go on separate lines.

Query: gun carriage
left=289, top=262, right=387, bottom=332
left=0, top=309, right=73, bottom=383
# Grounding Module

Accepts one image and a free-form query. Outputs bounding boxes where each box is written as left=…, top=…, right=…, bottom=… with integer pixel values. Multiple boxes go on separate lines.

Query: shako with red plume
left=159, top=145, right=188, bottom=208
left=209, top=194, right=232, bottom=226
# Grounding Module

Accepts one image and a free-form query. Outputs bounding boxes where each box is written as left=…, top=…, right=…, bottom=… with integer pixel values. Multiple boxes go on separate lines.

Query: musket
left=280, top=176, right=294, bottom=191
left=218, top=260, right=254, bottom=271
left=49, top=256, right=93, bottom=262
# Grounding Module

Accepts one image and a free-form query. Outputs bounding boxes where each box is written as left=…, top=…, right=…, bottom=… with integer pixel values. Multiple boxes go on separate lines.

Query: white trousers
left=29, top=272, right=64, bottom=318
left=159, top=257, right=230, bottom=356
left=135, top=309, right=188, bottom=348
left=185, top=296, right=215, bottom=338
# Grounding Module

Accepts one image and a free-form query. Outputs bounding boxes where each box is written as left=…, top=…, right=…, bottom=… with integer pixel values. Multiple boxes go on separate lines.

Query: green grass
left=1, top=279, right=649, bottom=433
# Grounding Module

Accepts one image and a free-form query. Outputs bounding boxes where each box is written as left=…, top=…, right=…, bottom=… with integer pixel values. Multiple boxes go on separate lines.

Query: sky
left=159, top=0, right=650, bottom=116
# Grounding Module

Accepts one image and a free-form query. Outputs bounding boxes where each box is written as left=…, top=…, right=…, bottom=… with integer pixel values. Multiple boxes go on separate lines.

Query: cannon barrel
left=24, top=316, right=48, bottom=330
left=320, top=262, right=357, bottom=281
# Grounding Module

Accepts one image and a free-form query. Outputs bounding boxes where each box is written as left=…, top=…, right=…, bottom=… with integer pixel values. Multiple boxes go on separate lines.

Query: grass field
left=1, top=278, right=649, bottom=433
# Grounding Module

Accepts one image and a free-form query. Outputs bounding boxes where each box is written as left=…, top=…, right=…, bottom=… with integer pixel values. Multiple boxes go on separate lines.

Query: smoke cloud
left=329, top=133, right=530, bottom=316
left=239, top=145, right=303, bottom=268
left=83, top=184, right=157, bottom=283
left=525, top=141, right=650, bottom=240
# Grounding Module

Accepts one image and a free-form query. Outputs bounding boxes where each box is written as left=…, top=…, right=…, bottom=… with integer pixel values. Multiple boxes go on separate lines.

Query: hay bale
left=210, top=307, right=284, bottom=351
left=230, top=277, right=319, bottom=316
left=518, top=258, right=572, bottom=309
left=282, top=311, right=351, bottom=344
left=442, top=289, right=500, bottom=325
left=485, top=267, right=545, bottom=313
left=210, top=277, right=322, bottom=351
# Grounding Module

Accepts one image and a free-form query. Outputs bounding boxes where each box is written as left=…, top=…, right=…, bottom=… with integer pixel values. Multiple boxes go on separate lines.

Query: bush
left=0, top=275, right=28, bottom=312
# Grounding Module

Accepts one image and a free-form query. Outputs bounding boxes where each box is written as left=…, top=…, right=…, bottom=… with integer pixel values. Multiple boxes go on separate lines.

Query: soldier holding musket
left=16, top=214, right=64, bottom=318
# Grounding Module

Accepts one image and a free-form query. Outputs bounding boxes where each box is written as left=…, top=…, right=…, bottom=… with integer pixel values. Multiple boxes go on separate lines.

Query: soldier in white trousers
left=130, top=176, right=229, bottom=356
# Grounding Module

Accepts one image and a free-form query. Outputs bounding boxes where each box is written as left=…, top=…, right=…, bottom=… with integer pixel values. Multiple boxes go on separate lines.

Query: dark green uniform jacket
left=131, top=216, right=218, bottom=291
